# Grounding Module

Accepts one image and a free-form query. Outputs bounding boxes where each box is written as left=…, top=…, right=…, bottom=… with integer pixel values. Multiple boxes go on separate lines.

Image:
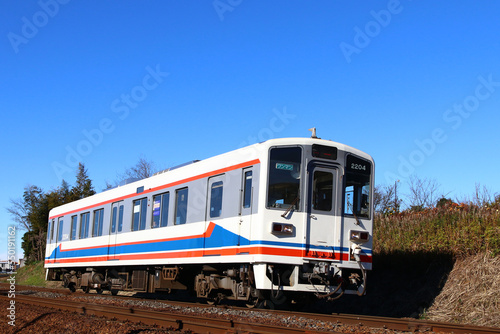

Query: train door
left=107, top=201, right=124, bottom=260
left=306, top=163, right=340, bottom=259
left=238, top=167, right=253, bottom=249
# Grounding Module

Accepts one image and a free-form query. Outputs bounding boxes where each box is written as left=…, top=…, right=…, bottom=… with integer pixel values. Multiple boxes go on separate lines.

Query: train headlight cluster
left=349, top=230, right=369, bottom=243
left=272, top=222, right=294, bottom=234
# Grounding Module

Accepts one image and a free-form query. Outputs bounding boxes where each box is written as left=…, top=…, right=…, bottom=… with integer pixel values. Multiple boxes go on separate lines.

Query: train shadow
left=304, top=251, right=455, bottom=318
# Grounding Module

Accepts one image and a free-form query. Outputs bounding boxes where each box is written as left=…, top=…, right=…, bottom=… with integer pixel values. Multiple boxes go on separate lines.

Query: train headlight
left=272, top=223, right=294, bottom=234
left=350, top=230, right=369, bottom=242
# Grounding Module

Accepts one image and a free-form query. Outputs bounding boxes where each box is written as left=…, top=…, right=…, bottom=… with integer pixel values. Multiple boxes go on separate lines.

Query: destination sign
left=276, top=163, right=294, bottom=171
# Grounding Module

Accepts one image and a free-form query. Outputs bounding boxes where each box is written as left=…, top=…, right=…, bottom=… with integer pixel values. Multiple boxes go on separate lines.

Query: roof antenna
left=309, top=127, right=318, bottom=139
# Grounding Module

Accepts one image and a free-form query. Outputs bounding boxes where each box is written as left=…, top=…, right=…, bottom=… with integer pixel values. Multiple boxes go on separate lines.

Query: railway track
left=1, top=294, right=335, bottom=334
left=2, top=285, right=500, bottom=333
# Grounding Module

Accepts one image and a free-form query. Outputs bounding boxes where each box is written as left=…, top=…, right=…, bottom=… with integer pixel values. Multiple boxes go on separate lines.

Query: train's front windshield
left=344, top=155, right=372, bottom=218
left=267, top=147, right=302, bottom=209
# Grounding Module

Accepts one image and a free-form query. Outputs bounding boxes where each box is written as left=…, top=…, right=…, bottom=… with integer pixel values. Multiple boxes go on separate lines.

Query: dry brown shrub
left=425, top=252, right=500, bottom=327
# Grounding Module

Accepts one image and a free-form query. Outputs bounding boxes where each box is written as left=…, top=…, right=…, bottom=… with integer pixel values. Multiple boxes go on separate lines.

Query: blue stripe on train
left=46, top=224, right=371, bottom=260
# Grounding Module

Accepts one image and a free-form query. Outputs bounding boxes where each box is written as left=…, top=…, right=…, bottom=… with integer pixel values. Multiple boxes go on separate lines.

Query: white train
left=45, top=136, right=374, bottom=307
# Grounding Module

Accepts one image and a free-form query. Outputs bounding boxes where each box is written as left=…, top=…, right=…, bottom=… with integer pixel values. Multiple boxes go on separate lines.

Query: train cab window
left=80, top=212, right=90, bottom=239
left=93, top=209, right=104, bottom=237
left=210, top=181, right=223, bottom=218
left=152, top=192, right=170, bottom=228
left=267, top=147, right=302, bottom=210
left=175, top=188, right=188, bottom=225
left=70, top=216, right=77, bottom=240
left=344, top=155, right=372, bottom=218
left=57, top=218, right=64, bottom=242
left=111, top=201, right=124, bottom=233
left=132, top=198, right=148, bottom=231
left=243, top=171, right=252, bottom=209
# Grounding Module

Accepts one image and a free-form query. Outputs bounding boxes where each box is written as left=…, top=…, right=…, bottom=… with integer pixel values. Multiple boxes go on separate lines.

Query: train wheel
left=257, top=299, right=275, bottom=309
left=111, top=289, right=119, bottom=296
left=205, top=292, right=220, bottom=306
left=83, top=285, right=90, bottom=294
left=96, top=288, right=103, bottom=294
left=270, top=290, right=287, bottom=306
left=245, top=296, right=259, bottom=308
left=67, top=283, right=76, bottom=293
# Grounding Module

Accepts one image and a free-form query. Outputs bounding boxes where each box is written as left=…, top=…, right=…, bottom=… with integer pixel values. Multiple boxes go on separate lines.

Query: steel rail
left=299, top=312, right=500, bottom=334
left=0, top=295, right=336, bottom=334
left=3, top=285, right=500, bottom=334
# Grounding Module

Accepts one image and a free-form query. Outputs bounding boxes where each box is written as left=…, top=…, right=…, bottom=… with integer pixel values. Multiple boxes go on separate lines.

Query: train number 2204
left=350, top=163, right=367, bottom=171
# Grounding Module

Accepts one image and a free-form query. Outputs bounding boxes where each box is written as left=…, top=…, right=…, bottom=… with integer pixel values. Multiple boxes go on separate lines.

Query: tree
left=407, top=175, right=441, bottom=210
left=71, top=162, right=95, bottom=200
left=436, top=197, right=454, bottom=207
left=7, top=185, right=48, bottom=262
left=8, top=164, right=96, bottom=263
left=374, top=183, right=402, bottom=214
left=7, top=197, right=31, bottom=231
left=112, top=157, right=158, bottom=187
left=122, top=157, right=157, bottom=180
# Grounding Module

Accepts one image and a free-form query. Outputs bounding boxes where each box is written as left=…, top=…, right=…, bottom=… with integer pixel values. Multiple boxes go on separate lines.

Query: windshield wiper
left=281, top=196, right=299, bottom=218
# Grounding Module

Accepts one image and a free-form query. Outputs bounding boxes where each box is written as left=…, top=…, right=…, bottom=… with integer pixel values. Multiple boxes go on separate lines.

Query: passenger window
left=80, top=212, right=90, bottom=239
left=243, top=171, right=252, bottom=209
left=152, top=192, right=170, bottom=228
left=132, top=198, right=148, bottom=231
left=175, top=188, right=188, bottom=225
left=70, top=216, right=77, bottom=240
left=49, top=219, right=55, bottom=242
left=111, top=201, right=124, bottom=233
left=313, top=171, right=333, bottom=212
left=57, top=218, right=64, bottom=242
left=118, top=204, right=124, bottom=232
left=93, top=209, right=104, bottom=237
left=111, top=206, right=117, bottom=233
left=210, top=181, right=223, bottom=218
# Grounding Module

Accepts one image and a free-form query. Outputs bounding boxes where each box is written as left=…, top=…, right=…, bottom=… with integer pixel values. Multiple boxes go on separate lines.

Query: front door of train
left=306, top=163, right=340, bottom=260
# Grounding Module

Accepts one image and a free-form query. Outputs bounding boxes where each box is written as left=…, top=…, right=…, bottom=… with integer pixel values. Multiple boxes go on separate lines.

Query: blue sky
left=1, top=1, right=499, bottom=261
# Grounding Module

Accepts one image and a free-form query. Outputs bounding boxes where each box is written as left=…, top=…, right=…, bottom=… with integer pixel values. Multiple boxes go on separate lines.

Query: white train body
left=45, top=137, right=374, bottom=305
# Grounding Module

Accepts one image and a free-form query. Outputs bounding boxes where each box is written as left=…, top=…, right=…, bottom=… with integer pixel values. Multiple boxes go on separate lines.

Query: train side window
left=111, top=205, right=117, bottom=233
left=132, top=198, right=148, bottom=231
left=243, top=171, right=252, bottom=209
left=111, top=201, right=124, bottom=233
left=93, top=209, right=104, bottom=237
left=70, top=216, right=77, bottom=240
left=49, top=219, right=55, bottom=242
left=118, top=204, right=124, bottom=232
left=79, top=212, right=90, bottom=239
left=57, top=218, right=64, bottom=242
left=152, top=192, right=170, bottom=228
left=210, top=181, right=223, bottom=218
left=175, top=188, right=188, bottom=225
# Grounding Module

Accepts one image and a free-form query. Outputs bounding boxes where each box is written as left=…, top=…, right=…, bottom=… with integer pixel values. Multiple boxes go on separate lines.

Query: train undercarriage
left=47, top=262, right=366, bottom=308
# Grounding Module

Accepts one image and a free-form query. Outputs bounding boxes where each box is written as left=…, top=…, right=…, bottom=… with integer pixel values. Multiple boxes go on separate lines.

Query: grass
left=1, top=261, right=49, bottom=287
left=374, top=201, right=500, bottom=258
